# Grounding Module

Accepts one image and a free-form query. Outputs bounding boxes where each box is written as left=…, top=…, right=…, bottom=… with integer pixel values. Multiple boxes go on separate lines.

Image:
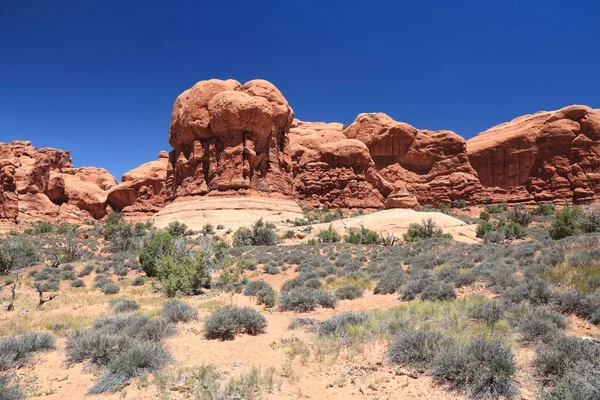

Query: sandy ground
left=152, top=196, right=478, bottom=244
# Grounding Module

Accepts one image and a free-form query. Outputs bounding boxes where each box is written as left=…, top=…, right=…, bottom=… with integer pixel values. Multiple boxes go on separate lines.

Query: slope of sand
left=153, top=196, right=477, bottom=243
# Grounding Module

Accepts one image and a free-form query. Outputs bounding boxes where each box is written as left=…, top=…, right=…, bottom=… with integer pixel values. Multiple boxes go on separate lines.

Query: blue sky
left=1, top=1, right=599, bottom=179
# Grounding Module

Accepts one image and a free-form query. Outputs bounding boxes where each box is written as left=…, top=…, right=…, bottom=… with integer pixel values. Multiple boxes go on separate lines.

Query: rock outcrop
left=467, top=105, right=600, bottom=204
left=289, top=120, right=389, bottom=208
left=0, top=141, right=116, bottom=227
left=3, top=79, right=600, bottom=231
left=106, top=151, right=168, bottom=217
left=166, top=78, right=294, bottom=199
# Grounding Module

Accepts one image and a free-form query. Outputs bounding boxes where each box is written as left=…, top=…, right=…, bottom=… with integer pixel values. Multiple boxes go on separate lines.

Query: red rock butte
left=2, top=78, right=600, bottom=229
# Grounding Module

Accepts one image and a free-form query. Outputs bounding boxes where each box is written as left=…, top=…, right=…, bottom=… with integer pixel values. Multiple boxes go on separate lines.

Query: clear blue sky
left=2, top=1, right=599, bottom=179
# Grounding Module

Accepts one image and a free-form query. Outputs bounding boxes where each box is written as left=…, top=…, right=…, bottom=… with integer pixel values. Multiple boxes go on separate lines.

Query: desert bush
left=343, top=226, right=380, bottom=245
left=93, top=275, right=111, bottom=289
left=485, top=203, right=508, bottom=214
left=131, top=276, right=146, bottom=286
left=101, top=283, right=120, bottom=295
left=373, top=267, right=405, bottom=294
left=388, top=329, right=449, bottom=367
left=204, top=306, right=267, bottom=340
left=476, top=220, right=494, bottom=239
left=0, top=238, right=40, bottom=274
left=335, top=284, right=364, bottom=300
left=91, top=315, right=176, bottom=342
left=479, top=211, right=491, bottom=221
left=0, top=332, right=55, bottom=371
left=508, top=206, right=533, bottom=227
left=318, top=311, right=369, bottom=336
left=533, top=203, right=556, bottom=216
left=403, top=219, right=451, bottom=242
left=243, top=280, right=270, bottom=296
left=138, top=231, right=176, bottom=277
left=534, top=334, right=600, bottom=381
left=316, top=225, right=341, bottom=243
left=0, top=374, right=24, bottom=400
left=70, top=278, right=86, bottom=288
left=289, top=317, right=320, bottom=331
left=256, top=286, right=276, bottom=308
left=109, top=299, right=140, bottom=313
left=468, top=299, right=503, bottom=326
left=502, top=222, right=527, bottom=240
left=278, top=287, right=337, bottom=312
left=539, top=361, right=600, bottom=400
left=421, top=280, right=455, bottom=301
left=166, top=221, right=188, bottom=237
left=161, top=300, right=198, bottom=323
left=89, top=341, right=172, bottom=394
left=155, top=252, right=210, bottom=297
left=516, top=306, right=566, bottom=342
left=432, top=338, right=517, bottom=399
left=233, top=219, right=277, bottom=247
left=549, top=205, right=600, bottom=240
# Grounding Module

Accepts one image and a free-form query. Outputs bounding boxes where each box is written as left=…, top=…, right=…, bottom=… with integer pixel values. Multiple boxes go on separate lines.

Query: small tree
left=139, top=231, right=176, bottom=277
left=166, top=221, right=188, bottom=237
left=508, top=206, right=533, bottom=227
left=156, top=252, right=210, bottom=297
left=233, top=219, right=277, bottom=247
left=31, top=281, right=58, bottom=309
left=403, top=219, right=451, bottom=242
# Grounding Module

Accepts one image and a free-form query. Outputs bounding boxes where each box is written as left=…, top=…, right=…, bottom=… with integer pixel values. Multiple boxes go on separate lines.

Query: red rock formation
left=166, top=79, right=294, bottom=199
left=106, top=151, right=168, bottom=216
left=289, top=120, right=392, bottom=208
left=0, top=141, right=116, bottom=227
left=467, top=105, right=600, bottom=204
left=344, top=113, right=485, bottom=206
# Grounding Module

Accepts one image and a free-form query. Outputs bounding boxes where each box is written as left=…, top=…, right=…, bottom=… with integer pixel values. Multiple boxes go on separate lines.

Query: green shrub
left=232, top=219, right=277, bottom=247
left=403, top=219, right=451, bottom=242
left=533, top=203, right=556, bottom=216
left=432, top=338, right=517, bottom=399
left=33, top=221, right=54, bottom=234
left=0, top=332, right=55, bottom=371
left=501, top=222, right=527, bottom=240
left=475, top=220, right=494, bottom=238
left=101, top=283, right=120, bottom=295
left=166, top=221, right=188, bottom=237
left=138, top=231, right=176, bottom=277
left=161, top=300, right=198, bottom=323
left=335, top=284, right=364, bottom=300
left=316, top=225, right=341, bottom=243
left=109, top=299, right=140, bottom=313
left=343, top=226, right=380, bottom=245
left=387, top=329, right=449, bottom=367
left=155, top=252, right=210, bottom=297
left=549, top=205, right=600, bottom=240
left=0, top=238, right=40, bottom=274
left=204, top=306, right=267, bottom=340
left=485, top=203, right=508, bottom=214
left=479, top=211, right=491, bottom=221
